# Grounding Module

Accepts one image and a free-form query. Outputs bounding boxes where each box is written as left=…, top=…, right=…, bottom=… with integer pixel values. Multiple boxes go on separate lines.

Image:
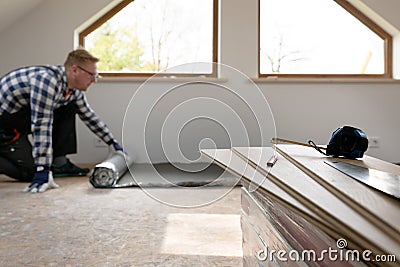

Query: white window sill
left=98, top=76, right=228, bottom=83
left=252, top=77, right=400, bottom=83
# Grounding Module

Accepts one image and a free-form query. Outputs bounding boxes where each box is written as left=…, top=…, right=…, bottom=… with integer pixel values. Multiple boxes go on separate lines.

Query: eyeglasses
left=77, top=65, right=100, bottom=80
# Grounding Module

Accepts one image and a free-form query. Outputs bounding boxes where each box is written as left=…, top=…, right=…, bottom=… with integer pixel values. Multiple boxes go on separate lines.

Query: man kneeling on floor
left=0, top=48, right=124, bottom=193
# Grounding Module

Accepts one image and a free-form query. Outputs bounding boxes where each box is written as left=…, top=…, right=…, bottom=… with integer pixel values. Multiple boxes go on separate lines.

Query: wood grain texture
left=200, top=149, right=344, bottom=246
left=200, top=148, right=314, bottom=217
left=232, top=147, right=400, bottom=263
left=202, top=147, right=400, bottom=266
left=275, top=144, right=400, bottom=236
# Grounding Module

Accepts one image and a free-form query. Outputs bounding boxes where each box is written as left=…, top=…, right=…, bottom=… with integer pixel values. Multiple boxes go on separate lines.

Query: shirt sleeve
left=30, top=72, right=58, bottom=167
left=74, top=92, right=115, bottom=145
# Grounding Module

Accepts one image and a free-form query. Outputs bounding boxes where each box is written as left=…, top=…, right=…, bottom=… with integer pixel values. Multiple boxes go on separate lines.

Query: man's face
left=73, top=62, right=99, bottom=91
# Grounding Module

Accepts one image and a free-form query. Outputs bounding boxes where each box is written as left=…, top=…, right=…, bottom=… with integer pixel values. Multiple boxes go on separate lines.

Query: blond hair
left=64, top=48, right=99, bottom=67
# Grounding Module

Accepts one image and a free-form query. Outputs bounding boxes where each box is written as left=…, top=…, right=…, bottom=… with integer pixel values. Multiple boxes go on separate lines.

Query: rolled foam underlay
left=90, top=151, right=133, bottom=188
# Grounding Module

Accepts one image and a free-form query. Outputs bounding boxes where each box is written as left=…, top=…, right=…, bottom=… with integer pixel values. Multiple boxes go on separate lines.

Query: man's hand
left=23, top=166, right=59, bottom=193
left=112, top=142, right=124, bottom=152
left=106, top=139, right=125, bottom=154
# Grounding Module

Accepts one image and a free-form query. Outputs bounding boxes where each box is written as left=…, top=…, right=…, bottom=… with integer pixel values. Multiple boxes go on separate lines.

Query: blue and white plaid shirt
left=0, top=65, right=115, bottom=166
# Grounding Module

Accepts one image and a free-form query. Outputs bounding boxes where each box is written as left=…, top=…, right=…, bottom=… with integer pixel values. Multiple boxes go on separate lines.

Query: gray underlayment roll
left=89, top=151, right=134, bottom=188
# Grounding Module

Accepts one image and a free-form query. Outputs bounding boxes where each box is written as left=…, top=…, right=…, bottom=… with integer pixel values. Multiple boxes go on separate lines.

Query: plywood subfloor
left=0, top=172, right=242, bottom=266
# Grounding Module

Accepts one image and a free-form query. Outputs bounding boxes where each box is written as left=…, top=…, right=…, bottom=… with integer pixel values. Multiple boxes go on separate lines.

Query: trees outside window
left=79, top=0, right=217, bottom=77
left=259, top=0, right=392, bottom=78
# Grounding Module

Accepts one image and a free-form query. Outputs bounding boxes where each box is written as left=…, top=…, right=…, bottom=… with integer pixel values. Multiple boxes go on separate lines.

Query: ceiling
left=0, top=0, right=44, bottom=33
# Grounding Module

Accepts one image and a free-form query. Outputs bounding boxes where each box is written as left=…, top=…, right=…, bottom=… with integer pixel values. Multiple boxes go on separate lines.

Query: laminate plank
left=201, top=149, right=348, bottom=246
left=275, top=144, right=400, bottom=235
left=200, top=149, right=328, bottom=230
left=231, top=147, right=400, bottom=264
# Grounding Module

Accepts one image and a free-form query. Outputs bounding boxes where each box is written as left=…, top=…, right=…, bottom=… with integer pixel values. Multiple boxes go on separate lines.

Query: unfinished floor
left=0, top=167, right=243, bottom=266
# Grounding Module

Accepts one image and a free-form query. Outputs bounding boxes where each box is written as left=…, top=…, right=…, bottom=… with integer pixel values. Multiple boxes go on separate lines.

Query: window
left=259, top=0, right=392, bottom=78
left=79, top=0, right=218, bottom=77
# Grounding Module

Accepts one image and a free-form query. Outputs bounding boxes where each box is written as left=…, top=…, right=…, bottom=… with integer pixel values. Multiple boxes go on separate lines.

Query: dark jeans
left=0, top=103, right=78, bottom=181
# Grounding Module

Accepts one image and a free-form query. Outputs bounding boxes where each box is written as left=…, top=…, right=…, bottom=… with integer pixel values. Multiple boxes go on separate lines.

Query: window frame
left=79, top=0, right=219, bottom=78
left=258, top=0, right=393, bottom=79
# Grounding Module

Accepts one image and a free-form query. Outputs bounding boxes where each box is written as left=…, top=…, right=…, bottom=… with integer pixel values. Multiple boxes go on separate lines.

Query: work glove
left=23, top=166, right=59, bottom=193
left=112, top=142, right=124, bottom=152
left=106, top=139, right=124, bottom=152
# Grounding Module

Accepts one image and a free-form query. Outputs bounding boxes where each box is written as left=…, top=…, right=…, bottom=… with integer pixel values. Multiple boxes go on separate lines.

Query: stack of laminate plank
left=201, top=145, right=400, bottom=266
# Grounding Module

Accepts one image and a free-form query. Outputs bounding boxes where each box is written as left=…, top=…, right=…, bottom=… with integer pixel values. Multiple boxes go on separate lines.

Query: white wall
left=1, top=0, right=400, bottom=164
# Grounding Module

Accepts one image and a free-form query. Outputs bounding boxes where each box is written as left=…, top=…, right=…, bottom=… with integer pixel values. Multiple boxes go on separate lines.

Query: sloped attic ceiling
left=0, top=0, right=44, bottom=33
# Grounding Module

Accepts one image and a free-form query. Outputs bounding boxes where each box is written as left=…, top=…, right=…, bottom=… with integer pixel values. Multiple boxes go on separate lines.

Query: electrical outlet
left=94, top=138, right=107, bottom=147
left=369, top=137, right=380, bottom=148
